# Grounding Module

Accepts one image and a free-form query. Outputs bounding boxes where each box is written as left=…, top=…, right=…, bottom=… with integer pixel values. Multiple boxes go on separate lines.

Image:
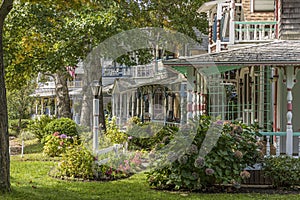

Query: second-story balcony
left=233, top=21, right=277, bottom=43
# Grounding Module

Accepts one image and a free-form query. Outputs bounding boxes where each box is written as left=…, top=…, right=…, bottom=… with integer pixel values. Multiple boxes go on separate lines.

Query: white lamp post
left=91, top=80, right=102, bottom=153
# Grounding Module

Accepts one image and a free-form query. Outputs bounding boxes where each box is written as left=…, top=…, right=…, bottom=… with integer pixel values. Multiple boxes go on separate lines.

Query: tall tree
left=0, top=0, right=13, bottom=193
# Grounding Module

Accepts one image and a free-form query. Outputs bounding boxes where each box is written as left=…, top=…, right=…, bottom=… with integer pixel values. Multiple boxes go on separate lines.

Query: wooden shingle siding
left=279, top=0, right=300, bottom=40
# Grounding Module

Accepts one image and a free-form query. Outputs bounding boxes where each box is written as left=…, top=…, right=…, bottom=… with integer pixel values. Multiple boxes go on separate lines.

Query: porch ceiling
left=164, top=40, right=300, bottom=70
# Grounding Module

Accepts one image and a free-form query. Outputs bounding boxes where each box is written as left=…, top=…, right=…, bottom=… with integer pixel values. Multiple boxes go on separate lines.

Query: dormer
left=198, top=0, right=277, bottom=53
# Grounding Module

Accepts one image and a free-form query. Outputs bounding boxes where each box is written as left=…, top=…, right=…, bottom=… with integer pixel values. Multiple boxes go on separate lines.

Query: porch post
left=229, top=0, right=235, bottom=44
left=187, top=89, right=193, bottom=119
left=131, top=91, right=135, bottom=117
left=216, top=3, right=222, bottom=52
left=180, top=82, right=187, bottom=125
left=285, top=67, right=296, bottom=156
left=193, top=91, right=197, bottom=118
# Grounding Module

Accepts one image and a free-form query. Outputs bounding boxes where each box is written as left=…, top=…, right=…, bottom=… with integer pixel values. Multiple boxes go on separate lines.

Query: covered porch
left=164, top=40, right=300, bottom=157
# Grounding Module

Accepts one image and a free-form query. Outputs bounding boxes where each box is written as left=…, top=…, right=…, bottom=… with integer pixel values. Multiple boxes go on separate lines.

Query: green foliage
left=105, top=117, right=127, bottom=144
left=8, top=119, right=31, bottom=136
left=54, top=140, right=96, bottom=180
left=26, top=115, right=55, bottom=141
left=44, top=118, right=78, bottom=141
left=43, top=132, right=74, bottom=157
left=127, top=124, right=178, bottom=151
left=263, top=156, right=300, bottom=188
left=146, top=115, right=261, bottom=191
left=97, top=151, right=146, bottom=181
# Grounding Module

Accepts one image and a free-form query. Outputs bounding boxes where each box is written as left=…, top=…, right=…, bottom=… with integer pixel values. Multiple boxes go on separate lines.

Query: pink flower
left=205, top=168, right=215, bottom=175
left=53, top=132, right=60, bottom=137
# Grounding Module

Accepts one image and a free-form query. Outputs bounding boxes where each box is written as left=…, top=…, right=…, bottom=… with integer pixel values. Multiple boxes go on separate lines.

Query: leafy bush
left=263, top=156, right=300, bottom=188
left=97, top=151, right=146, bottom=181
left=26, top=115, right=55, bottom=140
left=8, top=119, right=31, bottom=136
left=44, top=118, right=78, bottom=143
left=126, top=125, right=178, bottom=151
left=146, top=116, right=261, bottom=191
left=55, top=140, right=96, bottom=180
left=105, top=117, right=127, bottom=144
left=43, top=132, right=74, bottom=157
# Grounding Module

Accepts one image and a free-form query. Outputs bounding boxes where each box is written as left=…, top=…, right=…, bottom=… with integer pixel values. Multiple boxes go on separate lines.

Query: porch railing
left=234, top=21, right=277, bottom=42
left=259, top=132, right=300, bottom=157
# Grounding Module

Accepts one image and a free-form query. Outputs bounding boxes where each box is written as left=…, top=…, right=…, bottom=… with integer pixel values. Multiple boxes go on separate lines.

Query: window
left=253, top=0, right=274, bottom=12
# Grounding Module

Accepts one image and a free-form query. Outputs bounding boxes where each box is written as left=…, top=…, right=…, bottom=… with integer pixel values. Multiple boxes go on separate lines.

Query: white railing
left=234, top=21, right=277, bottom=42
left=258, top=132, right=300, bottom=157
left=68, top=80, right=82, bottom=88
left=96, top=143, right=126, bottom=165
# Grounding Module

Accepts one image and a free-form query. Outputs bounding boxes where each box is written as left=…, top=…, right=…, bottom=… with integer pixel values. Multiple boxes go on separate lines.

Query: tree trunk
left=80, top=84, right=92, bottom=127
left=80, top=53, right=102, bottom=128
left=55, top=71, right=72, bottom=119
left=0, top=0, right=13, bottom=193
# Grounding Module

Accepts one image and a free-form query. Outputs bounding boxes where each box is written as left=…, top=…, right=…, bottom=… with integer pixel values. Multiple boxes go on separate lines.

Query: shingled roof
left=164, top=40, right=300, bottom=68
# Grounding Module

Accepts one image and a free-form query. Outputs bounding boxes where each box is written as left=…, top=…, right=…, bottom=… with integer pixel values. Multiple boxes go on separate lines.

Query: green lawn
left=1, top=155, right=298, bottom=200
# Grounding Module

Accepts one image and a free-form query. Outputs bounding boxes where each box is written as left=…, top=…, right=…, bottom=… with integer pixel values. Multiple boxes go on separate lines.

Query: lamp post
left=91, top=80, right=102, bottom=153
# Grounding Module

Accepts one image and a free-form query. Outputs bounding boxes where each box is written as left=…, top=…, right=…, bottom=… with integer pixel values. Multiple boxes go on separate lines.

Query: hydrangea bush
left=43, top=132, right=74, bottom=157
left=146, top=115, right=261, bottom=190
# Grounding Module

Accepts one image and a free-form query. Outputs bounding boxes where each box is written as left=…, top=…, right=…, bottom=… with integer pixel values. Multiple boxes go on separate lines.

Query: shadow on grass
left=24, top=143, right=44, bottom=154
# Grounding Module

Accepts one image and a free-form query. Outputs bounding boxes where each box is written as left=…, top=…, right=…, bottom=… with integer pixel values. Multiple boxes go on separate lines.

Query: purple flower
left=60, top=134, right=67, bottom=139
left=192, top=172, right=199, bottom=179
left=194, top=157, right=205, bottom=168
left=205, top=168, right=215, bottom=175
left=187, top=144, right=198, bottom=155
left=178, top=155, right=188, bottom=165
left=128, top=136, right=133, bottom=140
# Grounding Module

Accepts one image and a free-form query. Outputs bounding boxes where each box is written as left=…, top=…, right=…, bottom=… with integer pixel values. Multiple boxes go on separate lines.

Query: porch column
left=192, top=91, right=197, bottom=118
left=229, top=0, right=235, bottom=44
left=126, top=92, right=130, bottom=121
left=216, top=2, right=222, bottom=52
left=285, top=67, right=297, bottom=156
left=149, top=92, right=154, bottom=120
left=197, top=92, right=200, bottom=117
left=180, top=82, right=187, bottom=125
left=131, top=91, right=135, bottom=117
left=119, top=93, right=122, bottom=126
left=187, top=89, right=193, bottom=119
left=41, top=98, right=44, bottom=115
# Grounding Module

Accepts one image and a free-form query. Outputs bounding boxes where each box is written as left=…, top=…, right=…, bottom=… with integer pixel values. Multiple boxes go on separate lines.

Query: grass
left=3, top=139, right=300, bottom=200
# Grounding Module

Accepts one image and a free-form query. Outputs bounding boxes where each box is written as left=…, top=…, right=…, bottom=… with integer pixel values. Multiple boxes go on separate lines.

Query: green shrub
left=146, top=115, right=261, bottom=191
left=44, top=118, right=78, bottom=142
left=43, top=132, right=74, bottom=157
left=126, top=125, right=178, bottom=151
left=263, top=156, right=300, bottom=188
left=26, top=115, right=55, bottom=140
left=105, top=117, right=127, bottom=144
left=55, top=140, right=96, bottom=180
left=8, top=119, right=31, bottom=136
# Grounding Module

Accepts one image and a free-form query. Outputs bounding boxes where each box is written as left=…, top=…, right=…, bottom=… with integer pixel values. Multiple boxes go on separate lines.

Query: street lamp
left=91, top=80, right=102, bottom=153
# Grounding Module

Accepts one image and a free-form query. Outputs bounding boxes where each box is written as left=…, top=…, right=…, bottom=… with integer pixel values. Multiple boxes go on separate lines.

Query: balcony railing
left=234, top=21, right=277, bottom=43
left=259, top=132, right=300, bottom=157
